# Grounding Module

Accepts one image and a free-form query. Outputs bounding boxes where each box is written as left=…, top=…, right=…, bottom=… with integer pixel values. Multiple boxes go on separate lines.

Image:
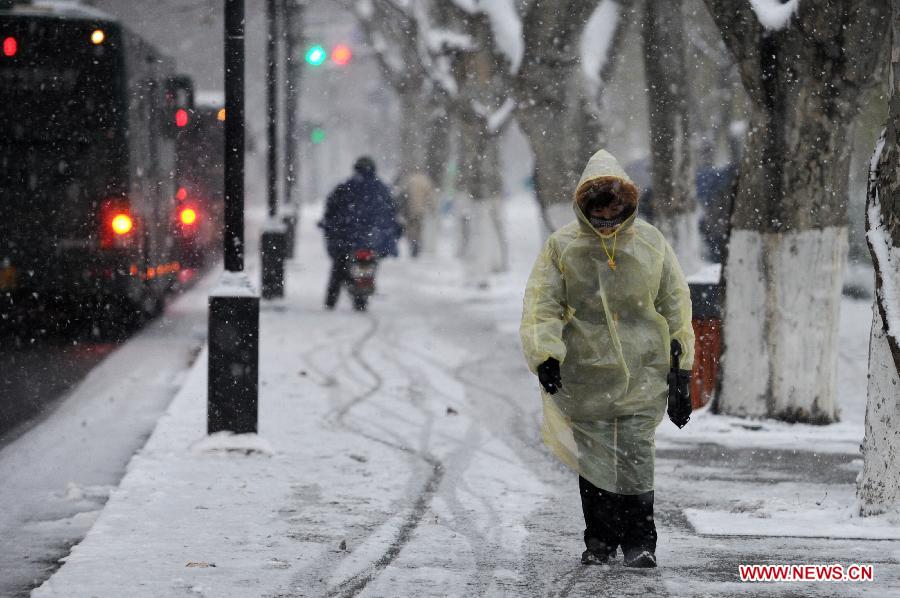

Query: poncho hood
left=573, top=149, right=640, bottom=237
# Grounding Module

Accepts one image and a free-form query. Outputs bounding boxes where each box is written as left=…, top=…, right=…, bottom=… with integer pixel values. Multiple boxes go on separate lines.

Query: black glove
left=537, top=358, right=562, bottom=395
left=667, top=340, right=692, bottom=428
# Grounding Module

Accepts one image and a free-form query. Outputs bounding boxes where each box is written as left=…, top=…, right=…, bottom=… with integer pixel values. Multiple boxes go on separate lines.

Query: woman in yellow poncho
left=520, top=149, right=694, bottom=568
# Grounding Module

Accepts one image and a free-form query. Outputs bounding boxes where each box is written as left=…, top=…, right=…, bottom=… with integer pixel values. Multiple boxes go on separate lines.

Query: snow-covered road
left=0, top=273, right=213, bottom=597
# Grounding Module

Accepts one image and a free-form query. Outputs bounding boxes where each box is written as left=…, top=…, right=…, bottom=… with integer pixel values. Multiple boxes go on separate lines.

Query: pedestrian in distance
left=520, top=149, right=695, bottom=568
left=318, top=157, right=402, bottom=310
left=395, top=172, right=438, bottom=258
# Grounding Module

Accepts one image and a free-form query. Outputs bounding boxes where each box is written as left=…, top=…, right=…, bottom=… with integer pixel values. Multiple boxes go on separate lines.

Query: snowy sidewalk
left=33, top=201, right=900, bottom=597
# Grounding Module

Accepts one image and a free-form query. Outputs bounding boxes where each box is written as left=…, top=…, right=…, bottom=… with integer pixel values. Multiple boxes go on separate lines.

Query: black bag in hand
left=537, top=357, right=562, bottom=395
left=667, top=340, right=692, bottom=428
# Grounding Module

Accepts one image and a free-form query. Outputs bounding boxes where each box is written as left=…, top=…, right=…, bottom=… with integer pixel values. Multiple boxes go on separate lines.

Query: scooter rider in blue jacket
left=319, top=156, right=402, bottom=309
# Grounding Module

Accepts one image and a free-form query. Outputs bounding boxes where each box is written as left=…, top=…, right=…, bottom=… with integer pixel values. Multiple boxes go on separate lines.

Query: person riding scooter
left=319, top=157, right=401, bottom=310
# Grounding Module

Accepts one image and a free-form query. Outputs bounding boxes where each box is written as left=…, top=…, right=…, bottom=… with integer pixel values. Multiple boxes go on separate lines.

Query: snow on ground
left=33, top=196, right=900, bottom=597
left=0, top=271, right=214, bottom=596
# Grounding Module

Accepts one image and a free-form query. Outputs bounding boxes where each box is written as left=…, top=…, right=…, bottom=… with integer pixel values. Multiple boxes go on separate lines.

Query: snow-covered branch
left=579, top=0, right=621, bottom=95
left=748, top=0, right=799, bottom=31
left=867, top=132, right=900, bottom=359
left=449, top=0, right=524, bottom=73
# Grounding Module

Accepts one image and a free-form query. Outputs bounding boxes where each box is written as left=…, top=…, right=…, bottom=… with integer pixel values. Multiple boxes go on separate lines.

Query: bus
left=0, top=1, right=192, bottom=329
left=173, top=93, right=225, bottom=270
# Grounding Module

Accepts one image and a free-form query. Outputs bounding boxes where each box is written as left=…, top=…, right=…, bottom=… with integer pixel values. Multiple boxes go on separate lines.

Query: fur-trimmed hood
left=573, top=149, right=640, bottom=236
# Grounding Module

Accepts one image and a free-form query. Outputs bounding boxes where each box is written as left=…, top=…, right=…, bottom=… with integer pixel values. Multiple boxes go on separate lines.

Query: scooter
left=348, top=248, right=378, bottom=311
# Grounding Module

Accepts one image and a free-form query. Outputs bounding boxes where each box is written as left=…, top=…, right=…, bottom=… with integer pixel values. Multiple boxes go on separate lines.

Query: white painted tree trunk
left=703, top=0, right=888, bottom=423
left=858, top=99, right=900, bottom=514
left=656, top=210, right=703, bottom=277
left=719, top=228, right=846, bottom=421
left=544, top=202, right=576, bottom=234
left=463, top=199, right=505, bottom=287
left=858, top=304, right=900, bottom=515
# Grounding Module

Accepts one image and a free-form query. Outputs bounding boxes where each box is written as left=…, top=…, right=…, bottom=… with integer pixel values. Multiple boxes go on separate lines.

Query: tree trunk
left=425, top=99, right=451, bottom=191
left=456, top=110, right=506, bottom=281
left=440, top=7, right=510, bottom=280
left=643, top=0, right=701, bottom=274
left=397, top=88, right=430, bottom=178
left=858, top=3, right=900, bottom=515
left=515, top=0, right=623, bottom=233
left=516, top=89, right=583, bottom=231
left=705, top=0, right=890, bottom=423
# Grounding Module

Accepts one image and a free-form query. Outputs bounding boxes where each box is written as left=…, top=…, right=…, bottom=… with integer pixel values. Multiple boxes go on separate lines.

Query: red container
left=691, top=318, right=720, bottom=408
left=688, top=282, right=723, bottom=408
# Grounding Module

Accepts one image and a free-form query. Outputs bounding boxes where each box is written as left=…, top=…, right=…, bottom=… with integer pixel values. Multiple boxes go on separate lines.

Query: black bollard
left=208, top=287, right=259, bottom=434
left=261, top=226, right=286, bottom=299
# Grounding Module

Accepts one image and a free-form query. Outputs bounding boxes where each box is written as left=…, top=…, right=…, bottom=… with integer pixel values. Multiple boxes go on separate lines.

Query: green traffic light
left=310, top=127, right=325, bottom=144
left=305, top=45, right=327, bottom=66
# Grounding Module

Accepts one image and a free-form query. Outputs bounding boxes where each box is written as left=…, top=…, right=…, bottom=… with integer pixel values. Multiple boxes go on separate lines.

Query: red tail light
left=2, top=37, right=16, bottom=58
left=354, top=249, right=375, bottom=261
left=111, top=214, right=133, bottom=235
left=100, top=200, right=135, bottom=249
left=180, top=207, right=197, bottom=225
left=175, top=109, right=189, bottom=128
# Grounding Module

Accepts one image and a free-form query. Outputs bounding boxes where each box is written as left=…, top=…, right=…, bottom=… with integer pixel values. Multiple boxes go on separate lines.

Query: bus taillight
left=2, top=37, right=16, bottom=57
left=179, top=207, right=197, bottom=225
left=175, top=109, right=189, bottom=128
left=100, top=200, right=135, bottom=249
left=111, top=214, right=133, bottom=235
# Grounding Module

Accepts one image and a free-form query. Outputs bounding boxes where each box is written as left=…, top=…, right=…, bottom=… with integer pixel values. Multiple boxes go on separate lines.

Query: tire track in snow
left=292, top=314, right=445, bottom=598
left=383, top=314, right=567, bottom=592
left=376, top=323, right=499, bottom=597
left=389, top=313, right=601, bottom=595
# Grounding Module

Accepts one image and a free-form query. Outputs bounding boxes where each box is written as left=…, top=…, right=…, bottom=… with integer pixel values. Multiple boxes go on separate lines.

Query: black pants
left=325, top=254, right=352, bottom=307
left=579, top=476, right=657, bottom=556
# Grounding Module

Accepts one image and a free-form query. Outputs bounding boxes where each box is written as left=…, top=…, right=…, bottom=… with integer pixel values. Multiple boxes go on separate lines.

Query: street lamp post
left=260, top=0, right=287, bottom=299
left=208, top=0, right=259, bottom=435
left=281, top=0, right=303, bottom=259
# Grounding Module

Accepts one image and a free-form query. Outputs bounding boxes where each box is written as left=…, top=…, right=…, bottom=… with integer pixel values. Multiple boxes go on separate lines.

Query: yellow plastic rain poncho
left=520, top=149, right=694, bottom=495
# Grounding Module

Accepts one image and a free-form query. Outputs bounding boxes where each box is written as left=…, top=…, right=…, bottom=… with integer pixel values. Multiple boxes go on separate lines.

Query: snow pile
left=191, top=432, right=274, bottom=457
left=749, top=0, right=800, bottom=31
left=685, top=262, right=721, bottom=285
left=686, top=504, right=900, bottom=540
left=63, top=482, right=113, bottom=503
left=210, top=270, right=258, bottom=298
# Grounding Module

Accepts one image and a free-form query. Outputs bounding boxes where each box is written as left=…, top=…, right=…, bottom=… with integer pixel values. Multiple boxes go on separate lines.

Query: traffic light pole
left=208, top=0, right=259, bottom=435
left=261, top=0, right=287, bottom=299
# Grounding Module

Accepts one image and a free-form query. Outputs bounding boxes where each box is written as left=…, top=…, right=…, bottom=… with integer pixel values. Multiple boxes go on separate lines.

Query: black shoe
left=623, top=549, right=656, bottom=568
left=581, top=549, right=610, bottom=565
